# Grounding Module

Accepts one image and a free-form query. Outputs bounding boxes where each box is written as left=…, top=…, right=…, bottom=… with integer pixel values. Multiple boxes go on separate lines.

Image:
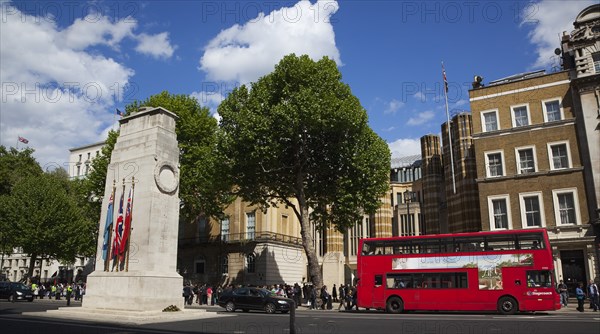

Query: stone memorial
left=82, top=106, right=184, bottom=312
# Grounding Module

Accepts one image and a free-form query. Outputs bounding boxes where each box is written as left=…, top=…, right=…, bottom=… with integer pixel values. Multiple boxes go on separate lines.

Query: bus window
left=386, top=274, right=411, bottom=289
left=375, top=275, right=383, bottom=287
left=526, top=270, right=553, bottom=288
left=484, top=234, right=517, bottom=251
left=517, top=233, right=545, bottom=250
left=362, top=242, right=374, bottom=255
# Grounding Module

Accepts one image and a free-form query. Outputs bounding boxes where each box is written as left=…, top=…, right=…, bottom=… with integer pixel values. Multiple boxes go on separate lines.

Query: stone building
left=469, top=68, right=597, bottom=289
left=441, top=112, right=480, bottom=233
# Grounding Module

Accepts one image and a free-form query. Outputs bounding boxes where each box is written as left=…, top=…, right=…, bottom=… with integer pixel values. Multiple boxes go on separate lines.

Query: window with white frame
left=485, top=151, right=504, bottom=177
left=511, top=104, right=530, bottom=127
left=552, top=189, right=580, bottom=225
left=488, top=195, right=511, bottom=230
left=481, top=110, right=499, bottom=132
left=220, top=217, right=230, bottom=242
left=246, top=212, right=255, bottom=239
left=519, top=192, right=544, bottom=228
left=349, top=217, right=370, bottom=256
left=516, top=146, right=536, bottom=174
left=548, top=141, right=571, bottom=170
left=542, top=98, right=562, bottom=122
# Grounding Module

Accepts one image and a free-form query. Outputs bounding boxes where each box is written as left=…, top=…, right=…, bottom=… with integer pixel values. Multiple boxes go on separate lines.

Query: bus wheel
left=386, top=296, right=404, bottom=314
left=497, top=296, right=518, bottom=315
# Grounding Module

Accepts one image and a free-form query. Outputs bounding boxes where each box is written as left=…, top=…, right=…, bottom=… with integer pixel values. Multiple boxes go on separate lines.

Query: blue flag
left=101, top=192, right=114, bottom=260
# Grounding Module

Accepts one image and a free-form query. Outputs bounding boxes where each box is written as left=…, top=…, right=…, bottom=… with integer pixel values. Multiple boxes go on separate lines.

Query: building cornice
left=469, top=79, right=571, bottom=102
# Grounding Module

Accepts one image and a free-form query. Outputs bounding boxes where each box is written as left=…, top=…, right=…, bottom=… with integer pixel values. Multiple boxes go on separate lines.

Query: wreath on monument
left=162, top=305, right=181, bottom=312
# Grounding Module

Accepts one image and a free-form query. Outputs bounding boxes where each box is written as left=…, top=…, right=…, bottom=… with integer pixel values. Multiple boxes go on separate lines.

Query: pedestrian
left=183, top=284, right=193, bottom=306
left=332, top=284, right=337, bottom=302
left=321, top=285, right=332, bottom=310
left=65, top=283, right=73, bottom=306
left=588, top=280, right=599, bottom=312
left=576, top=282, right=586, bottom=312
left=206, top=286, right=213, bottom=306
left=350, top=286, right=358, bottom=310
left=337, top=286, right=346, bottom=311
left=309, top=285, right=317, bottom=310
left=557, top=279, right=568, bottom=307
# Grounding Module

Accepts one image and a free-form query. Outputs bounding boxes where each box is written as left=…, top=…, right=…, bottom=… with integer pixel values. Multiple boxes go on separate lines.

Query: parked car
left=217, top=287, right=293, bottom=314
left=0, top=282, right=34, bottom=302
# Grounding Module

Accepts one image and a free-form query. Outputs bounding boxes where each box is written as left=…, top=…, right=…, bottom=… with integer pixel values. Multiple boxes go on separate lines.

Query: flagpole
left=114, top=178, right=125, bottom=272
left=125, top=176, right=135, bottom=272
left=442, top=62, right=457, bottom=194
left=104, top=180, right=116, bottom=272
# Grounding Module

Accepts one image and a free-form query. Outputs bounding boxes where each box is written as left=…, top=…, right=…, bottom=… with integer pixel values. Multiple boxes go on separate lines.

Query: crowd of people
left=27, top=281, right=85, bottom=305
left=182, top=281, right=360, bottom=310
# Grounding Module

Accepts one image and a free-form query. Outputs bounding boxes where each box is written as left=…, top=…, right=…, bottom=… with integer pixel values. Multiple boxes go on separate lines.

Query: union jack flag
left=111, top=191, right=125, bottom=260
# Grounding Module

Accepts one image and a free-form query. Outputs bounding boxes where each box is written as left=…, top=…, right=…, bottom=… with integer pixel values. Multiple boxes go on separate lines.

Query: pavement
left=27, top=297, right=600, bottom=314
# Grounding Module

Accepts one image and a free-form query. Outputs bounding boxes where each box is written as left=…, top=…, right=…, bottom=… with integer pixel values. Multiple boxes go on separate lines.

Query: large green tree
left=0, top=146, right=43, bottom=266
left=4, top=169, right=96, bottom=278
left=218, top=54, right=391, bottom=288
left=86, top=92, right=233, bottom=222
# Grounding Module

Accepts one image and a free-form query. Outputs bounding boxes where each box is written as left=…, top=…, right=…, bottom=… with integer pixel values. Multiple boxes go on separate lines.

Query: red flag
left=111, top=191, right=125, bottom=260
left=120, top=188, right=133, bottom=259
left=18, top=136, right=29, bottom=144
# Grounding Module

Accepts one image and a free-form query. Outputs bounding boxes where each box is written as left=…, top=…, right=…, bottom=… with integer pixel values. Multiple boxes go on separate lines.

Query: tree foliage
left=4, top=170, right=96, bottom=277
left=85, top=91, right=233, bottom=221
left=218, top=54, right=391, bottom=287
left=0, top=146, right=42, bottom=196
left=84, top=130, right=119, bottom=224
left=0, top=146, right=43, bottom=257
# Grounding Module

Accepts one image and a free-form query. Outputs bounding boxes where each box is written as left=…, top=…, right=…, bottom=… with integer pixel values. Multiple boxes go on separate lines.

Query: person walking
left=332, top=284, right=337, bottom=302
left=588, top=280, right=599, bottom=312
left=576, top=282, right=586, bottom=312
left=309, top=285, right=317, bottom=310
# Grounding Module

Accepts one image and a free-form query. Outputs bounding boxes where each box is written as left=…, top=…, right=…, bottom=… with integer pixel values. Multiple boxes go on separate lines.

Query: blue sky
left=0, top=0, right=595, bottom=168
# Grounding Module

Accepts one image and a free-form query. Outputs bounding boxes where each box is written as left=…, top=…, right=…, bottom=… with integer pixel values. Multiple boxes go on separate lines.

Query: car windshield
left=13, top=283, right=28, bottom=290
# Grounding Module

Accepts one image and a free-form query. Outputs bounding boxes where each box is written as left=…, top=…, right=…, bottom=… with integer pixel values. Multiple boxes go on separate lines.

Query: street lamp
left=404, top=190, right=415, bottom=234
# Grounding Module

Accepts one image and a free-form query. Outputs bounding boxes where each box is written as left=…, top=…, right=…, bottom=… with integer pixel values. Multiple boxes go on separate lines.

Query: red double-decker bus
left=356, top=229, right=560, bottom=314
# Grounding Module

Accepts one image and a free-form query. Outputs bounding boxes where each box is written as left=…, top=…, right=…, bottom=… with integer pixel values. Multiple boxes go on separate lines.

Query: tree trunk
left=297, top=199, right=322, bottom=289
left=27, top=253, right=37, bottom=283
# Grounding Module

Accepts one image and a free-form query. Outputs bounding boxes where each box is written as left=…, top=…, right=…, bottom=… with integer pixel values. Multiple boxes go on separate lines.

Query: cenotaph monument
left=81, top=106, right=183, bottom=312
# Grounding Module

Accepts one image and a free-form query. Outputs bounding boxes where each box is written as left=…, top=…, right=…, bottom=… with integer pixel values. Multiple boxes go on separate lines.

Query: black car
left=217, top=287, right=293, bottom=314
left=0, top=282, right=34, bottom=302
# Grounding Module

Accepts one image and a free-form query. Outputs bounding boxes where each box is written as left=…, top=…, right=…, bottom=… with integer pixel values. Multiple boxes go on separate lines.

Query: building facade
left=68, top=141, right=105, bottom=179
left=441, top=112, right=480, bottom=233
left=177, top=157, right=423, bottom=289
left=469, top=69, right=597, bottom=289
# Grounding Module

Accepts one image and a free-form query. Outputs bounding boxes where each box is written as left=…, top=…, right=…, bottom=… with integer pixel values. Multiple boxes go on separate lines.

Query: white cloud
left=388, top=138, right=421, bottom=158
left=407, top=110, right=435, bottom=126
left=60, top=15, right=137, bottom=50
left=522, top=0, right=596, bottom=69
left=0, top=4, right=175, bottom=167
left=412, top=91, right=425, bottom=101
left=136, top=32, right=177, bottom=59
left=199, top=0, right=341, bottom=84
left=190, top=90, right=225, bottom=123
left=384, top=99, right=404, bottom=115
